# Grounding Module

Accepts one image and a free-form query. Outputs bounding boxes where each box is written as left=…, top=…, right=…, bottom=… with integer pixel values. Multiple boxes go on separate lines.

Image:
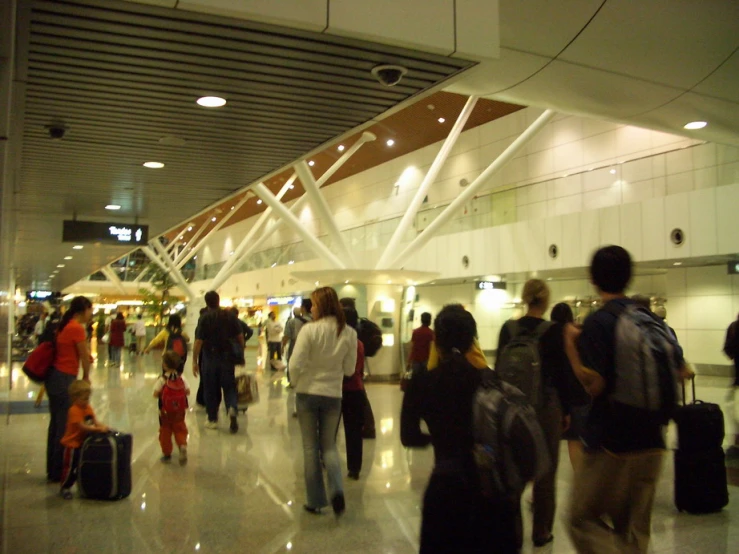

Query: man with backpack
left=193, top=291, right=244, bottom=433
left=564, top=246, right=692, bottom=554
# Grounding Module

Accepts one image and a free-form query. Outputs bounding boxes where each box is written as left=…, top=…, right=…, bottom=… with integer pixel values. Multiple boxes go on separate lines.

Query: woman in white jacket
left=290, top=287, right=357, bottom=516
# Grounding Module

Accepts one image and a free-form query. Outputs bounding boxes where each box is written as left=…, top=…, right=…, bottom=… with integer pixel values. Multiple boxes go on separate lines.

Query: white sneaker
left=205, top=420, right=218, bottom=430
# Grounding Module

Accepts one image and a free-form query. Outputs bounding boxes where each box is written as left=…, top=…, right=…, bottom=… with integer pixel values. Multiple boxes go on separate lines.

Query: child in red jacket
left=154, top=351, right=190, bottom=465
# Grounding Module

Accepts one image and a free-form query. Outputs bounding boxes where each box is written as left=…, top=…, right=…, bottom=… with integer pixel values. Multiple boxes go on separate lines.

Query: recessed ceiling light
left=57, top=264, right=65, bottom=268
left=288, top=184, right=294, bottom=189
left=386, top=139, right=395, bottom=147
left=308, top=160, right=315, bottom=167
left=271, top=263, right=277, bottom=268
left=105, top=204, right=121, bottom=210
left=438, top=117, right=445, bottom=123
left=257, top=199, right=263, bottom=205
left=211, top=217, right=216, bottom=222
left=288, top=260, right=294, bottom=265
left=387, top=280, right=392, bottom=284
left=230, top=251, right=234, bottom=256
left=64, top=256, right=73, bottom=260
left=143, top=161, right=164, bottom=169
left=609, top=169, right=617, bottom=175
left=230, top=206, right=235, bottom=210
left=337, top=145, right=345, bottom=152
left=187, top=226, right=193, bottom=231
left=673, top=262, right=683, bottom=266
left=344, top=280, right=349, bottom=284
left=73, top=245, right=83, bottom=250
left=683, top=121, right=707, bottom=130
left=197, top=96, right=227, bottom=108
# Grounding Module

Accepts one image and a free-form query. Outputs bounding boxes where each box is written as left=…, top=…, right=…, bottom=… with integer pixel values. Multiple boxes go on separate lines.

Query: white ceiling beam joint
left=100, top=265, right=128, bottom=296
left=388, top=109, right=557, bottom=269
left=142, top=242, right=195, bottom=301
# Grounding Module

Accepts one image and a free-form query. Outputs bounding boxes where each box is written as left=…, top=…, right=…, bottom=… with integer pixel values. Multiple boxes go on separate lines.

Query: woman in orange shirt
left=46, top=296, right=93, bottom=483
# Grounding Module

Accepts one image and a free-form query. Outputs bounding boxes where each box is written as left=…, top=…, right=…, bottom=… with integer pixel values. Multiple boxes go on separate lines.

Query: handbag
left=101, top=333, right=110, bottom=344
left=23, top=341, right=55, bottom=383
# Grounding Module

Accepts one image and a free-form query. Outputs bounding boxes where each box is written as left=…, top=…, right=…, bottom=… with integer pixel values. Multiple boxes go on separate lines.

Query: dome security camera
left=371, top=64, right=408, bottom=87
left=45, top=123, right=67, bottom=140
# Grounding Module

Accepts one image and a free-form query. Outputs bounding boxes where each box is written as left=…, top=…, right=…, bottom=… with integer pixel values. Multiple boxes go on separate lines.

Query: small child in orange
left=154, top=351, right=190, bottom=465
left=60, top=380, right=109, bottom=499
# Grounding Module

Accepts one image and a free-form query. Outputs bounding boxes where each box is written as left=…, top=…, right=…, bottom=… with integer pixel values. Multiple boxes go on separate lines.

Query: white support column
left=295, top=161, right=357, bottom=268
left=253, top=183, right=346, bottom=269
left=101, top=266, right=128, bottom=295
left=173, top=219, right=211, bottom=266
left=377, top=95, right=479, bottom=269
left=142, top=243, right=196, bottom=301
left=388, top=109, right=556, bottom=269
left=209, top=181, right=294, bottom=291
left=175, top=193, right=252, bottom=269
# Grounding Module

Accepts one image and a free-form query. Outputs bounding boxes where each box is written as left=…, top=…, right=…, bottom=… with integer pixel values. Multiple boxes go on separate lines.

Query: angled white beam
left=377, top=95, right=479, bottom=269
left=132, top=263, right=152, bottom=284
left=295, top=161, right=357, bottom=268
left=239, top=194, right=309, bottom=260
left=253, top=183, right=346, bottom=269
left=210, top=181, right=294, bottom=290
left=142, top=243, right=195, bottom=300
left=176, top=190, right=254, bottom=269
left=101, top=266, right=128, bottom=295
left=388, top=109, right=557, bottom=269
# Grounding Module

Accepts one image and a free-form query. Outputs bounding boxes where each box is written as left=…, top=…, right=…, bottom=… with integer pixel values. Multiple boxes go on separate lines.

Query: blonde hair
left=68, top=380, right=92, bottom=399
left=522, top=279, right=550, bottom=308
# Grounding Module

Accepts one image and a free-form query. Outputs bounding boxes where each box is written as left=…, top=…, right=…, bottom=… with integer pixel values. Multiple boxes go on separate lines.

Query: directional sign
left=63, top=220, right=149, bottom=246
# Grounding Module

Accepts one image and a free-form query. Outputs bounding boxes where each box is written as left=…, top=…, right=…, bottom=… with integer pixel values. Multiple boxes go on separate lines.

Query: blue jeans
left=296, top=393, right=343, bottom=509
left=110, top=346, right=121, bottom=364
left=202, top=352, right=237, bottom=422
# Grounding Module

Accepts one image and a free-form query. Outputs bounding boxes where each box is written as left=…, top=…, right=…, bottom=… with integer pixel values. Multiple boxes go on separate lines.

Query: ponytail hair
left=166, top=314, right=182, bottom=333
left=59, top=296, right=93, bottom=333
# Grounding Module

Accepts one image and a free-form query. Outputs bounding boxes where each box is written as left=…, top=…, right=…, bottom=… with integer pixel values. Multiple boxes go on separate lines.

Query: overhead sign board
left=476, top=281, right=507, bottom=290
left=27, top=290, right=54, bottom=300
left=63, top=220, right=148, bottom=246
left=267, top=296, right=300, bottom=306
left=729, top=261, right=739, bottom=275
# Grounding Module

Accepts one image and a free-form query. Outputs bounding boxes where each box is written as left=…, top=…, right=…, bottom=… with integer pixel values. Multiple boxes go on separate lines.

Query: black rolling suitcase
left=673, top=379, right=728, bottom=513
left=78, top=432, right=133, bottom=500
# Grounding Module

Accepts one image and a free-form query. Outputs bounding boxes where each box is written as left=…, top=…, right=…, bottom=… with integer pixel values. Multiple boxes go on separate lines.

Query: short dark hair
left=302, top=298, right=312, bottom=314
left=434, top=304, right=476, bottom=356
left=421, top=312, right=432, bottom=326
left=343, top=307, right=359, bottom=330
left=339, top=297, right=356, bottom=309
left=229, top=307, right=239, bottom=317
left=204, top=291, right=220, bottom=309
left=162, top=351, right=182, bottom=371
left=550, top=303, right=574, bottom=325
left=589, top=245, right=632, bottom=294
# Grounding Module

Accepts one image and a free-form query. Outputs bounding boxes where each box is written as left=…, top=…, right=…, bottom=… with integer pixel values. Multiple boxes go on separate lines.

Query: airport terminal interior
left=1, top=1, right=739, bottom=553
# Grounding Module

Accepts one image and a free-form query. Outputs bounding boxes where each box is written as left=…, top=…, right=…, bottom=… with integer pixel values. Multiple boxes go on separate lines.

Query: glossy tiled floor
left=1, top=348, right=738, bottom=554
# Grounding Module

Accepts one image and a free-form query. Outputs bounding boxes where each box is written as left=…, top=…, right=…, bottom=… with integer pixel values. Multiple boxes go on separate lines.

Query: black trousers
left=341, top=390, right=365, bottom=474
left=420, top=466, right=518, bottom=554
left=268, top=341, right=282, bottom=362
left=46, top=369, right=76, bottom=481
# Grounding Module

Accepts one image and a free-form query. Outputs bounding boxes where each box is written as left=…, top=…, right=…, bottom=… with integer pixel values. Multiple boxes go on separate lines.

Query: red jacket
left=342, top=340, right=365, bottom=392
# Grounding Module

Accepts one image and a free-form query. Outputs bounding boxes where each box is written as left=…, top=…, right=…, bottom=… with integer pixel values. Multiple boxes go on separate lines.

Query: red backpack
left=165, top=330, right=188, bottom=369
left=161, top=376, right=187, bottom=413
left=22, top=342, right=55, bottom=383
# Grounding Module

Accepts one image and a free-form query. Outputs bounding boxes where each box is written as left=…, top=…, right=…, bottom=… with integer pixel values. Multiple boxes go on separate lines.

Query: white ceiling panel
left=559, top=0, right=739, bottom=89
left=498, top=0, right=604, bottom=57
left=491, top=60, right=682, bottom=119
left=692, top=48, right=739, bottom=103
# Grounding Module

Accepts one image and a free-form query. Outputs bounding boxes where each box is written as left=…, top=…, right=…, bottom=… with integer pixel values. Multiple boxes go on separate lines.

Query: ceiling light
left=230, top=251, right=234, bottom=256
left=64, top=256, right=72, bottom=260
left=288, top=260, right=294, bottom=265
left=197, top=96, right=227, bottom=108
left=344, top=280, right=349, bottom=284
left=211, top=217, right=216, bottom=222
left=143, top=161, right=164, bottom=169
left=610, top=169, right=617, bottom=175
left=683, top=121, right=707, bottom=130
left=230, top=206, right=235, bottom=210
left=337, top=145, right=345, bottom=152
left=308, top=160, right=315, bottom=167
left=437, top=117, right=445, bottom=123
left=73, top=245, right=83, bottom=250
left=187, top=226, right=193, bottom=231
left=57, top=264, right=65, bottom=268
left=257, top=199, right=262, bottom=205
left=673, top=262, right=683, bottom=266
left=105, top=204, right=121, bottom=210
left=271, top=263, right=277, bottom=268
left=386, top=139, right=395, bottom=147
left=387, top=280, right=392, bottom=284
left=288, top=184, right=294, bottom=189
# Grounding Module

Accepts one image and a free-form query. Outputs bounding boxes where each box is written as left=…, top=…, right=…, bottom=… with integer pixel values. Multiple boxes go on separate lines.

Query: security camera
left=45, top=123, right=67, bottom=140
left=371, top=64, right=408, bottom=87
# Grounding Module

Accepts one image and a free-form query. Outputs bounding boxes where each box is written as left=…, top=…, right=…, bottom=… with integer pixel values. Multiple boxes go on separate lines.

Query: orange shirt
left=54, top=320, right=86, bottom=376
left=61, top=403, right=96, bottom=449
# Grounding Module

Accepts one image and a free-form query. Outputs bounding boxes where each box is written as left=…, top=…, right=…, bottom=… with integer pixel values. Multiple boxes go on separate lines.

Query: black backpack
left=357, top=318, right=383, bottom=357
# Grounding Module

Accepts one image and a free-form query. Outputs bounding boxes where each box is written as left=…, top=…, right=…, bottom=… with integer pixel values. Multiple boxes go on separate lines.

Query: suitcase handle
left=681, top=377, right=697, bottom=406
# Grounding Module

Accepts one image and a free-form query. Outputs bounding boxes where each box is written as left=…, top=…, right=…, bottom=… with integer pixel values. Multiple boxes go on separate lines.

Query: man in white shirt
left=265, top=311, right=284, bottom=369
left=133, top=314, right=147, bottom=355
left=34, top=312, right=48, bottom=344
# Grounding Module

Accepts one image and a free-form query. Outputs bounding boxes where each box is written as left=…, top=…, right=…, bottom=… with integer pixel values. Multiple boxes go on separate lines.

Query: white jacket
left=290, top=317, right=357, bottom=398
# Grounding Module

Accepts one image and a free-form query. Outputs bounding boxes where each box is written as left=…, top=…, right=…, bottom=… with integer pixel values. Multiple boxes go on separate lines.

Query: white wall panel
left=561, top=213, right=583, bottom=268
left=620, top=202, right=643, bottom=261
left=599, top=205, right=621, bottom=247
left=545, top=216, right=564, bottom=270
left=498, top=224, right=515, bottom=274
left=686, top=266, right=733, bottom=297
left=668, top=296, right=687, bottom=329
left=685, top=330, right=728, bottom=365
left=641, top=197, right=666, bottom=261
left=580, top=210, right=601, bottom=263
left=688, top=189, right=717, bottom=257
left=666, top=268, right=687, bottom=297
left=716, top=184, right=739, bottom=254
left=664, top=194, right=691, bottom=259
left=527, top=218, right=547, bottom=271
left=686, top=296, right=733, bottom=330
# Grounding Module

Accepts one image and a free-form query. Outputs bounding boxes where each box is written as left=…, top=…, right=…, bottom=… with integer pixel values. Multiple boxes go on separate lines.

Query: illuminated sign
left=27, top=290, right=53, bottom=300
left=476, top=281, right=507, bottom=290
left=267, top=296, right=299, bottom=306
left=63, top=220, right=149, bottom=246
left=729, top=261, right=739, bottom=275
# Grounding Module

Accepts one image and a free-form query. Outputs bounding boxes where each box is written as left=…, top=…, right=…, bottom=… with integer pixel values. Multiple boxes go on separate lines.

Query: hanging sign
left=63, top=220, right=149, bottom=246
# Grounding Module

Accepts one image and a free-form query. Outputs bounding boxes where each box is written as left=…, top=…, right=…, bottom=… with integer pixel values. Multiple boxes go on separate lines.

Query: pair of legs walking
left=46, top=369, right=76, bottom=482
left=341, top=390, right=365, bottom=478
left=59, top=446, right=81, bottom=499
left=201, top=353, right=238, bottom=431
left=159, top=411, right=188, bottom=463
left=296, top=393, right=344, bottom=513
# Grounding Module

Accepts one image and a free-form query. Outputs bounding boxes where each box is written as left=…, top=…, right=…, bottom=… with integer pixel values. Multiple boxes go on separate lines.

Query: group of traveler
left=401, top=245, right=694, bottom=554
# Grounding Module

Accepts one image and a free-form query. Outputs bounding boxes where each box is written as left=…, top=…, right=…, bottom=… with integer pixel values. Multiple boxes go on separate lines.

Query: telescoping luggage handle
left=681, top=377, right=698, bottom=406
